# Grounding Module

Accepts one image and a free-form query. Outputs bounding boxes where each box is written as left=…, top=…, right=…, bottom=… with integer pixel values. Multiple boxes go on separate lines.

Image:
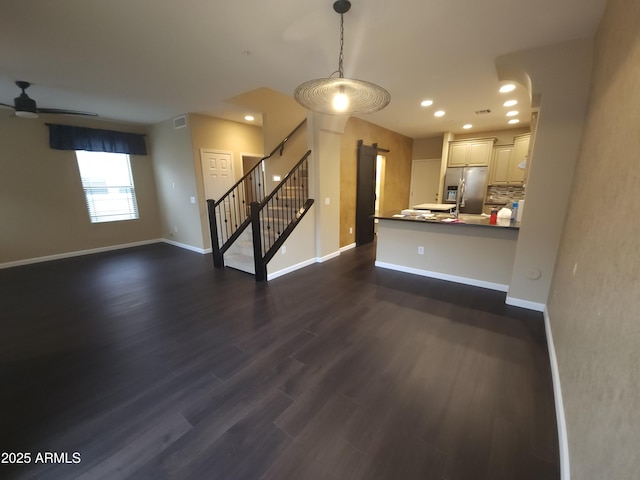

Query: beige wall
left=548, top=0, right=640, bottom=477
left=148, top=118, right=202, bottom=249
left=0, top=116, right=161, bottom=265
left=263, top=121, right=309, bottom=194
left=227, top=87, right=306, bottom=155
left=412, top=135, right=444, bottom=159
left=340, top=117, right=413, bottom=247
left=188, top=114, right=263, bottom=248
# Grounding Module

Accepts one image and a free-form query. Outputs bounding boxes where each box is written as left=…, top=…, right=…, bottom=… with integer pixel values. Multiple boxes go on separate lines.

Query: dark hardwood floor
left=0, top=242, right=559, bottom=479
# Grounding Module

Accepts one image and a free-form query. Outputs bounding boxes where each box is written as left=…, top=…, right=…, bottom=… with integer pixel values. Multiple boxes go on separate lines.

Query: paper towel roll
left=516, top=199, right=525, bottom=222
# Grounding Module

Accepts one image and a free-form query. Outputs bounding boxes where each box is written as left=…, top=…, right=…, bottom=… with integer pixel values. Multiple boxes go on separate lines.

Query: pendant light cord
left=338, top=13, right=345, bottom=78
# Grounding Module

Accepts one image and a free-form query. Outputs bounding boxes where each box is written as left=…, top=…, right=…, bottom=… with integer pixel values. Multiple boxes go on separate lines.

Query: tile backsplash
left=485, top=185, right=525, bottom=205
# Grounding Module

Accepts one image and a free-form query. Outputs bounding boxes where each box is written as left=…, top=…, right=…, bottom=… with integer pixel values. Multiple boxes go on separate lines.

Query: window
left=75, top=151, right=139, bottom=223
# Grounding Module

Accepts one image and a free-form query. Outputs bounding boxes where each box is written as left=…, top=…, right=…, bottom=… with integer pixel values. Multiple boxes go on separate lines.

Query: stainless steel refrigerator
left=443, top=166, right=488, bottom=214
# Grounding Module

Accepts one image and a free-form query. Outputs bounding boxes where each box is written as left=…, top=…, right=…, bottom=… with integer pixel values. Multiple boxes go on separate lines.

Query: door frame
left=356, top=140, right=389, bottom=247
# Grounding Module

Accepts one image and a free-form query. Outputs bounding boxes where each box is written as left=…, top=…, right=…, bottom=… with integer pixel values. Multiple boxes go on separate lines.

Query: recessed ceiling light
left=499, top=84, right=516, bottom=93
left=420, top=100, right=434, bottom=107
left=434, top=110, right=445, bottom=117
left=508, top=119, right=520, bottom=124
left=244, top=115, right=255, bottom=121
left=506, top=110, right=519, bottom=117
left=463, top=124, right=472, bottom=129
left=503, top=100, right=518, bottom=107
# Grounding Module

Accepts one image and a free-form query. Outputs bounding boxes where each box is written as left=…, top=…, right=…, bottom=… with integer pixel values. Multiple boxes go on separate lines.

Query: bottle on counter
left=511, top=202, right=519, bottom=223
left=517, top=199, right=525, bottom=222
left=489, top=207, right=498, bottom=225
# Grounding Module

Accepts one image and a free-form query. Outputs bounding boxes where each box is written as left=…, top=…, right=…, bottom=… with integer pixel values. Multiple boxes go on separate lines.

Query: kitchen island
left=375, top=212, right=519, bottom=291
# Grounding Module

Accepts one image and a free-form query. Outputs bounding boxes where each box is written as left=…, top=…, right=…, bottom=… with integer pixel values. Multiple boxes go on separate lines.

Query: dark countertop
left=376, top=211, right=520, bottom=230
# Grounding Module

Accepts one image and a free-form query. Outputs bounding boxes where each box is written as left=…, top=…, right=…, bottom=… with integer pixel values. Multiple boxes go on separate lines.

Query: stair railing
left=251, top=150, right=314, bottom=281
left=207, top=118, right=307, bottom=267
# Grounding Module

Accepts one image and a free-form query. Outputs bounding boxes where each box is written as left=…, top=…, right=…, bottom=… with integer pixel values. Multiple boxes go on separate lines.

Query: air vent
left=475, top=109, right=491, bottom=115
left=173, top=115, right=187, bottom=129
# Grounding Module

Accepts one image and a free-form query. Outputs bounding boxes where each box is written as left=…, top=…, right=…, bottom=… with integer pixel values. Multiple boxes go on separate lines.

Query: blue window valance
left=47, top=124, right=147, bottom=156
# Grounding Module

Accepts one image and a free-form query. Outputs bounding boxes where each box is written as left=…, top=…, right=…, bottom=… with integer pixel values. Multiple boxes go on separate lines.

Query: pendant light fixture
left=294, top=0, right=390, bottom=115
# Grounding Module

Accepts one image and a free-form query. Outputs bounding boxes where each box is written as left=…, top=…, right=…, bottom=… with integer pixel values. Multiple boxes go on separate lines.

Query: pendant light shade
left=294, top=78, right=391, bottom=115
left=294, top=1, right=390, bottom=115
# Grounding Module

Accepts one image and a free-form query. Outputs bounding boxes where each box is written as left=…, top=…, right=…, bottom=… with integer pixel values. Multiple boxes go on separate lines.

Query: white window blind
left=75, top=151, right=139, bottom=223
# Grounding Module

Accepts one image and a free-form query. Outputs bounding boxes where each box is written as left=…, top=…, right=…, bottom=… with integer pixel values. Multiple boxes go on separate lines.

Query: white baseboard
left=340, top=243, right=356, bottom=252
left=161, top=238, right=210, bottom=254
left=267, top=258, right=317, bottom=281
left=317, top=250, right=341, bottom=263
left=0, top=239, right=163, bottom=269
left=267, top=250, right=341, bottom=280
left=374, top=261, right=509, bottom=292
left=544, top=307, right=570, bottom=480
left=505, top=295, right=546, bottom=312
left=209, top=242, right=349, bottom=280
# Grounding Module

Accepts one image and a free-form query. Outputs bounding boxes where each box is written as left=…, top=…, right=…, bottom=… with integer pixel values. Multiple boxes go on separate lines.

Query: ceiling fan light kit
left=294, top=0, right=390, bottom=115
left=1, top=81, right=98, bottom=118
left=15, top=110, right=39, bottom=119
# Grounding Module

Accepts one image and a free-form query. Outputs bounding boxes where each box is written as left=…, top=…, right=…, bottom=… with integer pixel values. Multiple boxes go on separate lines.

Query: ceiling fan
left=0, top=80, right=98, bottom=118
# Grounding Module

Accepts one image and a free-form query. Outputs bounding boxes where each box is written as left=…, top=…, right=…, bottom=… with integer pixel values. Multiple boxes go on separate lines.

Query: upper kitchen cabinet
left=489, top=145, right=513, bottom=184
left=447, top=138, right=496, bottom=167
left=511, top=133, right=530, bottom=184
left=488, top=133, right=530, bottom=185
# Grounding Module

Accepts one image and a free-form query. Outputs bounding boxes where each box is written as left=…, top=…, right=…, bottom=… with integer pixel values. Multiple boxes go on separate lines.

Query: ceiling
left=0, top=0, right=607, bottom=139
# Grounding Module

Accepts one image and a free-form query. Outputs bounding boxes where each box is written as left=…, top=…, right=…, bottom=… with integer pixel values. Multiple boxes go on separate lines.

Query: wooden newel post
left=250, top=202, right=266, bottom=281
left=207, top=199, right=224, bottom=268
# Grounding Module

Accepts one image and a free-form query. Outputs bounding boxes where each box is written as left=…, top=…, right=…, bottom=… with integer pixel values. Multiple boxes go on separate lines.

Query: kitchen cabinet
left=487, top=134, right=530, bottom=185
left=489, top=145, right=513, bottom=185
left=447, top=138, right=495, bottom=167
left=510, top=133, right=530, bottom=184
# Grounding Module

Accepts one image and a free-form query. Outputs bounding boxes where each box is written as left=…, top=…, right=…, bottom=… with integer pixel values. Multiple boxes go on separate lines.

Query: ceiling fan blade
left=6, top=82, right=99, bottom=117
left=37, top=107, right=98, bottom=117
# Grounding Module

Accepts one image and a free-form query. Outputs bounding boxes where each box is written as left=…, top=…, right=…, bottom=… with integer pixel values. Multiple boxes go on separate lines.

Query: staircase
left=223, top=225, right=255, bottom=274
left=206, top=120, right=313, bottom=281
left=249, top=154, right=313, bottom=281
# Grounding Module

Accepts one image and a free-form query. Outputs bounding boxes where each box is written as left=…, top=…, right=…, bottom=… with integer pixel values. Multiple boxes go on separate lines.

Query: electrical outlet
left=418, top=246, right=424, bottom=255
left=281, top=246, right=286, bottom=254
left=324, top=197, right=330, bottom=205
left=349, top=227, right=353, bottom=234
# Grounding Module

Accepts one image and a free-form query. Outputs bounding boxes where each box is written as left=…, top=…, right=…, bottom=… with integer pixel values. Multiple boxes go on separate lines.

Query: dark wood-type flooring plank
left=0, top=242, right=559, bottom=479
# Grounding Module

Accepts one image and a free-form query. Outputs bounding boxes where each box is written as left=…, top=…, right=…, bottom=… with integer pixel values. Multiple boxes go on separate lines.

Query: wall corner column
left=495, top=38, right=594, bottom=306
left=307, top=112, right=348, bottom=261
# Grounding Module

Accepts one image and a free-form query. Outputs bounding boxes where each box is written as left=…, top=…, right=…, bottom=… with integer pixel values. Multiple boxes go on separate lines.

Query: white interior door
left=410, top=158, right=441, bottom=206
left=201, top=149, right=235, bottom=240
